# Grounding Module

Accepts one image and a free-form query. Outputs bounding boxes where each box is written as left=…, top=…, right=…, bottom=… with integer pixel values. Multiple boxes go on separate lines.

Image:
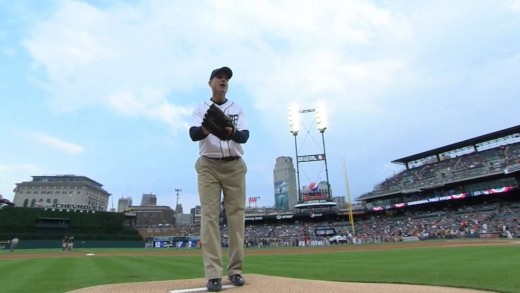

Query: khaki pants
left=196, top=156, right=247, bottom=279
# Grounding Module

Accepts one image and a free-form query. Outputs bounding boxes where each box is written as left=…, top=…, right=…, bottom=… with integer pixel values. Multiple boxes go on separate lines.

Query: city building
left=190, top=205, right=202, bottom=225
left=12, top=175, right=110, bottom=211
left=140, top=193, right=157, bottom=206
left=273, top=156, right=298, bottom=210
left=175, top=213, right=193, bottom=226
left=117, top=196, right=133, bottom=212
left=130, top=205, right=174, bottom=227
left=333, top=196, right=346, bottom=209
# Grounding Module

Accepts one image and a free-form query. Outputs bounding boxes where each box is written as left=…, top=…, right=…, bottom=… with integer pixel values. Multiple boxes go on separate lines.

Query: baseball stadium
left=1, top=125, right=520, bottom=293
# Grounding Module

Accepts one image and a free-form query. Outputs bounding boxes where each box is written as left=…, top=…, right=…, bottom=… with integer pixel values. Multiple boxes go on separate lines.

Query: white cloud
left=21, top=0, right=414, bottom=133
left=106, top=88, right=192, bottom=132
left=23, top=1, right=118, bottom=75
left=26, top=131, right=84, bottom=154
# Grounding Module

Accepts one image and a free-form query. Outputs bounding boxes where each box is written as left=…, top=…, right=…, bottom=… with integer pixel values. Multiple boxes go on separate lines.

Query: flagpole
left=342, top=158, right=355, bottom=235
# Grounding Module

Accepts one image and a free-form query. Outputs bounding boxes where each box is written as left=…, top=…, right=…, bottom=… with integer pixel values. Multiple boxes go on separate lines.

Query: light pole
left=175, top=188, right=182, bottom=210
left=288, top=101, right=331, bottom=202
left=288, top=103, right=301, bottom=202
left=315, top=100, right=331, bottom=198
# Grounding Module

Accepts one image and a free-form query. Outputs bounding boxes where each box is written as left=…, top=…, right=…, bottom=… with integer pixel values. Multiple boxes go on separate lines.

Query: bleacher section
left=239, top=198, right=520, bottom=247
left=360, top=141, right=520, bottom=200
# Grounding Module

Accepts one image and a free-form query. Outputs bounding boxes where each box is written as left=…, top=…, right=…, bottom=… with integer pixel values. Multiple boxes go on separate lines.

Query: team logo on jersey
left=229, top=114, right=238, bottom=126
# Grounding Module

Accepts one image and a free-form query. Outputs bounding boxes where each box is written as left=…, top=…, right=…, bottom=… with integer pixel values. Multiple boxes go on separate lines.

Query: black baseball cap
left=209, top=66, right=233, bottom=80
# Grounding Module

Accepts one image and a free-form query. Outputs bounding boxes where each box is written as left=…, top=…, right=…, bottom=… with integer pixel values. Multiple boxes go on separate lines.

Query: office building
left=273, top=156, right=298, bottom=210
left=12, top=175, right=110, bottom=211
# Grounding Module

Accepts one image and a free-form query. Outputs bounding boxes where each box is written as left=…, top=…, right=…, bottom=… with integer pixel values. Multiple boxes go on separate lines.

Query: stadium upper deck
left=358, top=125, right=520, bottom=203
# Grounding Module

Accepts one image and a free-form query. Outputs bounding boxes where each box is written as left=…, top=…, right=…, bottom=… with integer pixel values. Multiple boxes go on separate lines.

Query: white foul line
left=169, top=284, right=236, bottom=293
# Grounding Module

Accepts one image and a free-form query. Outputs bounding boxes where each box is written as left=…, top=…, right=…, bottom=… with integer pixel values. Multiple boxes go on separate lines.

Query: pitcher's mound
left=68, top=274, right=494, bottom=293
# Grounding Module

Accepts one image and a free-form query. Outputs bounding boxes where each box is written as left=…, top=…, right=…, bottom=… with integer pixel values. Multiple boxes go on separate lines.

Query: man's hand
left=202, top=104, right=235, bottom=140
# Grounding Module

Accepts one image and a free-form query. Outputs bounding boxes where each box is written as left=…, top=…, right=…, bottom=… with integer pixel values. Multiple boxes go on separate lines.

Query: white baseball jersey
left=192, top=100, right=248, bottom=158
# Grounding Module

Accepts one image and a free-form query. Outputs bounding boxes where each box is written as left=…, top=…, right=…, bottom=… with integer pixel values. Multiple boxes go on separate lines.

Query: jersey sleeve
left=191, top=103, right=207, bottom=127
left=237, top=106, right=248, bottom=131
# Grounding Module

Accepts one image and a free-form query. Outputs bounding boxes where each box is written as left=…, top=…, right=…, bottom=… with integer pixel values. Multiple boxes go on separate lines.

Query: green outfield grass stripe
left=1, top=244, right=519, bottom=293
left=244, top=246, right=520, bottom=292
left=90, top=256, right=201, bottom=282
left=0, top=257, right=78, bottom=292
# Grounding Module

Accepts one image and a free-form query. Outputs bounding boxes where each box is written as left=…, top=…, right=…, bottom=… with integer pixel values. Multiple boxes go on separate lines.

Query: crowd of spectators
left=137, top=197, right=520, bottom=248
left=361, top=141, right=520, bottom=199
left=238, top=199, right=520, bottom=248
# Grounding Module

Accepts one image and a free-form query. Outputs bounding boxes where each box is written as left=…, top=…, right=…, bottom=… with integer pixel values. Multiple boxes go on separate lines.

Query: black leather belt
left=205, top=156, right=241, bottom=162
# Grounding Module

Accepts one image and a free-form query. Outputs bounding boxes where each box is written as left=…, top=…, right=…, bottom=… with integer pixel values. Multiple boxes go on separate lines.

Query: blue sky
left=1, top=0, right=519, bottom=212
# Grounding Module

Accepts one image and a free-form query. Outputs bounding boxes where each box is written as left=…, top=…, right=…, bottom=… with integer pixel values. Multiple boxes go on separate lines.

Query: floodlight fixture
left=315, top=100, right=328, bottom=132
left=288, top=103, right=300, bottom=135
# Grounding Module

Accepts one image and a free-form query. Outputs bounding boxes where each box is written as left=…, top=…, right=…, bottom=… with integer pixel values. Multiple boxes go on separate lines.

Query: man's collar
left=210, top=98, right=227, bottom=105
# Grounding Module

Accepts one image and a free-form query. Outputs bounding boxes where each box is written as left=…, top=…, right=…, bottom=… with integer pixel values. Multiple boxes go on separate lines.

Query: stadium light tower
left=315, top=100, right=331, bottom=198
left=288, top=101, right=331, bottom=201
left=288, top=103, right=301, bottom=201
left=175, top=188, right=182, bottom=209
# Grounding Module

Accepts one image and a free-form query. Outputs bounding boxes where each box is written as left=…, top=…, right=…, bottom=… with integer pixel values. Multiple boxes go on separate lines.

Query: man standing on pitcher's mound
left=189, top=66, right=249, bottom=292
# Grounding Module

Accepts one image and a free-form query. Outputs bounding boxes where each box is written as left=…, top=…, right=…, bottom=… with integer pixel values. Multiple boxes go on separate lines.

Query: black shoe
left=228, top=274, right=245, bottom=286
left=207, top=278, right=222, bottom=292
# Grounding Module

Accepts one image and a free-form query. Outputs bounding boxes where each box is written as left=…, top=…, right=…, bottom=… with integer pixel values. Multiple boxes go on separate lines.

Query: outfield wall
left=0, top=206, right=142, bottom=243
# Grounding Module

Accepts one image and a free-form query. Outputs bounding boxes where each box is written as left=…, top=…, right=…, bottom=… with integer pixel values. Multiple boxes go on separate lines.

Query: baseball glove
left=202, top=104, right=235, bottom=140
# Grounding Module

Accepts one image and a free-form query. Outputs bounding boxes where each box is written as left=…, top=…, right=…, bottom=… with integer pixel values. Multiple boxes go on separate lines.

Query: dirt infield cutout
left=68, top=274, right=496, bottom=293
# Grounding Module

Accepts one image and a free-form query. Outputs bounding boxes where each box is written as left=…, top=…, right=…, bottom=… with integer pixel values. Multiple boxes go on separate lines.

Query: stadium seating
left=238, top=198, right=519, bottom=247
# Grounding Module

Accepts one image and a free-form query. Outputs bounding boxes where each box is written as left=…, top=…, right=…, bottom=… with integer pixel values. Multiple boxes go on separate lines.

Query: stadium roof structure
left=391, top=125, right=520, bottom=169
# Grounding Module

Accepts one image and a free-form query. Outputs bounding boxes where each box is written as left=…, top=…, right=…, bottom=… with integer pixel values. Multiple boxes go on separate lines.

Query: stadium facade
left=358, top=125, right=520, bottom=214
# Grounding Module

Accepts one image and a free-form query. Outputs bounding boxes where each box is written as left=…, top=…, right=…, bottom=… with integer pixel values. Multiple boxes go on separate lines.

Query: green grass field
left=1, top=242, right=519, bottom=293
